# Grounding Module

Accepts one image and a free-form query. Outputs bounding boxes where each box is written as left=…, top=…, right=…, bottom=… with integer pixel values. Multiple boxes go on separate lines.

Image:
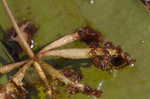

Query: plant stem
left=12, top=60, right=33, bottom=86
left=39, top=33, right=79, bottom=53
left=38, top=60, right=72, bottom=85
left=0, top=60, right=33, bottom=99
left=33, top=61, right=52, bottom=97
left=38, top=48, right=118, bottom=59
left=39, top=61, right=103, bottom=97
left=2, top=0, right=34, bottom=58
left=39, top=61, right=85, bottom=89
left=0, top=60, right=29, bottom=74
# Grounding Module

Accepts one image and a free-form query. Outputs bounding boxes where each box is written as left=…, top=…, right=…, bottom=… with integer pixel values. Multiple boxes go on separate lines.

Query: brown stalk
left=11, top=60, right=33, bottom=86
left=38, top=48, right=117, bottom=59
left=33, top=61, right=52, bottom=97
left=2, top=0, right=34, bottom=58
left=0, top=60, right=33, bottom=99
left=2, top=0, right=53, bottom=97
left=38, top=60, right=102, bottom=97
left=39, top=33, right=80, bottom=54
left=0, top=60, right=29, bottom=74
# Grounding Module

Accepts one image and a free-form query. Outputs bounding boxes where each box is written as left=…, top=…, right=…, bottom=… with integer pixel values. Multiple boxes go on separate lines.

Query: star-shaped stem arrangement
left=0, top=0, right=135, bottom=99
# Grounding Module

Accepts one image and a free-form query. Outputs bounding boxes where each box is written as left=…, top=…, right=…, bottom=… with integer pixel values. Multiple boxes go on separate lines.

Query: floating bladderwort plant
left=0, top=0, right=135, bottom=98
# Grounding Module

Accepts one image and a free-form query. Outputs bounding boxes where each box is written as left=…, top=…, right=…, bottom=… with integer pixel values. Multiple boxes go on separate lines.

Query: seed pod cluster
left=77, top=27, right=135, bottom=71
left=104, top=42, right=135, bottom=70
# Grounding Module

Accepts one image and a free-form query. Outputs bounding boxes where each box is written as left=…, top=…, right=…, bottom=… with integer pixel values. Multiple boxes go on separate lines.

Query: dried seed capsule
left=110, top=56, right=125, bottom=66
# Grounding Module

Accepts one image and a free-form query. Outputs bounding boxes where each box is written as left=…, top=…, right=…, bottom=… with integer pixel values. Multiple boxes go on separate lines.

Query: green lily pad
left=0, top=0, right=150, bottom=99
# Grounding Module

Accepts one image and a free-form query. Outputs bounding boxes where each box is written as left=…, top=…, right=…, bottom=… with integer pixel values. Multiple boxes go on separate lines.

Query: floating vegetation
left=0, top=0, right=135, bottom=98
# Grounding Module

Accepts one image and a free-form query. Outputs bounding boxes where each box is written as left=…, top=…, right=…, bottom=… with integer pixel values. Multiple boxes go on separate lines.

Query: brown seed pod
left=108, top=45, right=135, bottom=69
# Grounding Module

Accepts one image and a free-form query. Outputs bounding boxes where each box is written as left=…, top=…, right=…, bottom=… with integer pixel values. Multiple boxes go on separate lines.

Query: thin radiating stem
left=1, top=1, right=53, bottom=95
left=39, top=61, right=87, bottom=91
left=33, top=61, right=52, bottom=97
left=0, top=60, right=33, bottom=99
left=38, top=48, right=118, bottom=59
left=39, top=61, right=103, bottom=97
left=0, top=60, right=29, bottom=74
left=2, top=0, right=34, bottom=58
left=11, top=60, right=33, bottom=86
left=39, top=33, right=80, bottom=53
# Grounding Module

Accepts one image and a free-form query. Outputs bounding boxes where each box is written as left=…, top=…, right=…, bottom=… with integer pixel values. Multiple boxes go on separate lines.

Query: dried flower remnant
left=77, top=27, right=108, bottom=70
left=7, top=20, right=38, bottom=47
left=77, top=26, right=103, bottom=47
left=5, top=21, right=38, bottom=60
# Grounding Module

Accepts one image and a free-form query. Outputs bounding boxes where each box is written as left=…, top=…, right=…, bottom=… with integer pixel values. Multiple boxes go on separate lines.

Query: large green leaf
left=0, top=0, right=150, bottom=99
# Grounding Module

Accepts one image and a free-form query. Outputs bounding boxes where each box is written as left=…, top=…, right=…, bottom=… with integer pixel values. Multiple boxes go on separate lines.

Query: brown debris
left=67, top=84, right=102, bottom=97
left=0, top=82, right=27, bottom=99
left=63, top=68, right=83, bottom=82
left=0, top=87, right=16, bottom=99
left=7, top=20, right=38, bottom=46
left=83, top=85, right=103, bottom=97
left=77, top=26, right=103, bottom=48
left=67, top=84, right=80, bottom=95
